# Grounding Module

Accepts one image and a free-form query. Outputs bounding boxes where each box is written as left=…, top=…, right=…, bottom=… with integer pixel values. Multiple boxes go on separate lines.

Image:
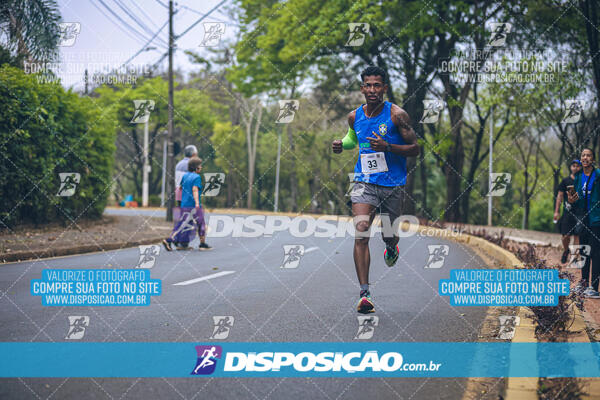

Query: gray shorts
left=350, top=181, right=405, bottom=223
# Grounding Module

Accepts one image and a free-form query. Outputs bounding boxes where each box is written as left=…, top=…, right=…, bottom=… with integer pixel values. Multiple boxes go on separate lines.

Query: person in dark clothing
left=554, top=159, right=582, bottom=263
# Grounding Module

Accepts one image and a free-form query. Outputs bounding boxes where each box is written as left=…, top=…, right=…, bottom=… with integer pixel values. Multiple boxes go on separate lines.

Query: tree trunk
left=462, top=121, right=486, bottom=223
left=403, top=79, right=428, bottom=216
left=436, top=34, right=470, bottom=222
left=579, top=0, right=600, bottom=122
left=226, top=166, right=234, bottom=207
left=246, top=102, right=262, bottom=209
left=286, top=123, right=298, bottom=212
left=131, top=128, right=142, bottom=197
left=286, top=85, right=298, bottom=212
left=443, top=106, right=465, bottom=222
left=419, top=150, right=428, bottom=216
left=523, top=170, right=529, bottom=230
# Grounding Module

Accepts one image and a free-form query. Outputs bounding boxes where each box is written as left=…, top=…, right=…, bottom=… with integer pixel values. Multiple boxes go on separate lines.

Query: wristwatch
left=386, top=143, right=392, bottom=152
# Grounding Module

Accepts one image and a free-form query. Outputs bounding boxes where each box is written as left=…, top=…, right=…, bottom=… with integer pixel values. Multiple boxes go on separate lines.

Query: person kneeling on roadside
left=162, top=156, right=212, bottom=251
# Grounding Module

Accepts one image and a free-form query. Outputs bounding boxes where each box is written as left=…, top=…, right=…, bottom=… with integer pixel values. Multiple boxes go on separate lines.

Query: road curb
left=1, top=236, right=165, bottom=264
left=439, top=227, right=600, bottom=400
left=3, top=208, right=332, bottom=265
left=424, top=227, right=537, bottom=400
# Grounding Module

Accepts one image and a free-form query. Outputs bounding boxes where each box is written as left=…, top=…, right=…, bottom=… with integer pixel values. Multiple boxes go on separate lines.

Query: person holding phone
left=555, top=160, right=582, bottom=263
left=567, top=149, right=600, bottom=298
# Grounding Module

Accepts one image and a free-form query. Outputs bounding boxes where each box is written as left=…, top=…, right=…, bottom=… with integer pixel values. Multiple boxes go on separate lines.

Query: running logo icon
left=497, top=315, right=520, bottom=339
left=191, top=345, right=222, bottom=375
left=487, top=22, right=512, bottom=47
left=346, top=23, right=369, bottom=46
left=202, top=173, right=225, bottom=196
left=281, top=245, right=305, bottom=269
left=137, top=245, right=160, bottom=269
left=425, top=245, right=449, bottom=269
left=130, top=100, right=155, bottom=124
left=568, top=245, right=591, bottom=269
left=276, top=100, right=299, bottom=123
left=562, top=100, right=585, bottom=123
left=57, top=173, right=81, bottom=197
left=58, top=22, right=81, bottom=46
left=355, top=316, right=379, bottom=339
left=200, top=23, right=225, bottom=47
left=65, top=316, right=89, bottom=340
left=488, top=173, right=511, bottom=196
left=420, top=100, right=444, bottom=124
left=210, top=316, right=234, bottom=339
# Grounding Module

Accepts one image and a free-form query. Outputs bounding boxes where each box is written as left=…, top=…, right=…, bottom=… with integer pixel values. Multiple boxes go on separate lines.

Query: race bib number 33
left=361, top=152, right=388, bottom=174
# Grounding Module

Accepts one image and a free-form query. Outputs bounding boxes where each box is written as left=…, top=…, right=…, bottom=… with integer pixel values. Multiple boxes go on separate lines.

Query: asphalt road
left=0, top=212, right=489, bottom=400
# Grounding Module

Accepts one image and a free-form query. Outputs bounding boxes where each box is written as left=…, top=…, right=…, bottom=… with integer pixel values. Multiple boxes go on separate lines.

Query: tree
left=188, top=46, right=266, bottom=209
left=0, top=65, right=116, bottom=227
left=230, top=0, right=443, bottom=212
left=514, top=128, right=542, bottom=229
left=239, top=98, right=263, bottom=209
left=460, top=84, right=510, bottom=223
left=93, top=77, right=220, bottom=201
left=0, top=0, right=61, bottom=63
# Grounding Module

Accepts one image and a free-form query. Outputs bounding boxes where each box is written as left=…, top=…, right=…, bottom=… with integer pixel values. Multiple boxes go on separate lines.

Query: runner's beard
left=365, top=94, right=384, bottom=109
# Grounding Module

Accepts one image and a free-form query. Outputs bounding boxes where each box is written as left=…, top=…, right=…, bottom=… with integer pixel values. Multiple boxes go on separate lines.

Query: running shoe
left=585, top=288, right=600, bottom=299
left=176, top=242, right=192, bottom=250
left=575, top=280, right=587, bottom=293
left=357, top=290, right=375, bottom=314
left=199, top=242, right=213, bottom=251
left=560, top=249, right=569, bottom=264
left=384, top=244, right=399, bottom=267
left=162, top=239, right=173, bottom=252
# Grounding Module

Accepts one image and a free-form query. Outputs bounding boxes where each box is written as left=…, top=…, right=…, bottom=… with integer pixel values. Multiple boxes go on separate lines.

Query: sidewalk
left=445, top=222, right=562, bottom=248
left=0, top=215, right=171, bottom=263
left=439, top=221, right=600, bottom=331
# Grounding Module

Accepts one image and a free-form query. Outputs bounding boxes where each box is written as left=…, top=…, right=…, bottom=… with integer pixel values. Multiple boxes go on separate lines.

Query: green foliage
left=93, top=77, right=222, bottom=200
left=529, top=193, right=555, bottom=233
left=0, top=65, right=116, bottom=227
left=0, top=0, right=61, bottom=62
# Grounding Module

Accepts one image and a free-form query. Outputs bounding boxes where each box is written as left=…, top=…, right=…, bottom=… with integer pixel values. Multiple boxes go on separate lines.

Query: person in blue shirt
left=568, top=148, right=600, bottom=298
left=163, top=157, right=212, bottom=251
left=332, top=66, right=419, bottom=313
left=175, top=145, right=198, bottom=206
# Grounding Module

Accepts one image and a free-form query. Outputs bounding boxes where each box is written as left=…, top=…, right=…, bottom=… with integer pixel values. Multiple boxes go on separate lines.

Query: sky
left=56, top=0, right=238, bottom=90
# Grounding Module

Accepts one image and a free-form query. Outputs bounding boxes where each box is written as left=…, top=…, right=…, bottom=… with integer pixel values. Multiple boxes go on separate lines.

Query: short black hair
left=188, top=156, right=202, bottom=172
left=360, top=66, right=387, bottom=84
left=581, top=148, right=596, bottom=160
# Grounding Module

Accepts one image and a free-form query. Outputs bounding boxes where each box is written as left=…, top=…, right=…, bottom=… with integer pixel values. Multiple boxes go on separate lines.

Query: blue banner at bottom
left=0, top=342, right=599, bottom=377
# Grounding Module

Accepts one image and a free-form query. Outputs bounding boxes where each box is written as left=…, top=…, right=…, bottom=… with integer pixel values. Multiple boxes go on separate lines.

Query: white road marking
left=305, top=247, right=318, bottom=253
left=173, top=270, right=235, bottom=286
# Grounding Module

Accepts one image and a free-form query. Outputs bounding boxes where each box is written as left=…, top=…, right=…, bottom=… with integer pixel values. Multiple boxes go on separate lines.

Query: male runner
left=332, top=66, right=419, bottom=313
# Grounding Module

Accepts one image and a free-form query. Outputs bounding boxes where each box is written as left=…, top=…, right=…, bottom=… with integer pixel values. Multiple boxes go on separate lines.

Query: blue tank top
left=352, top=101, right=407, bottom=187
